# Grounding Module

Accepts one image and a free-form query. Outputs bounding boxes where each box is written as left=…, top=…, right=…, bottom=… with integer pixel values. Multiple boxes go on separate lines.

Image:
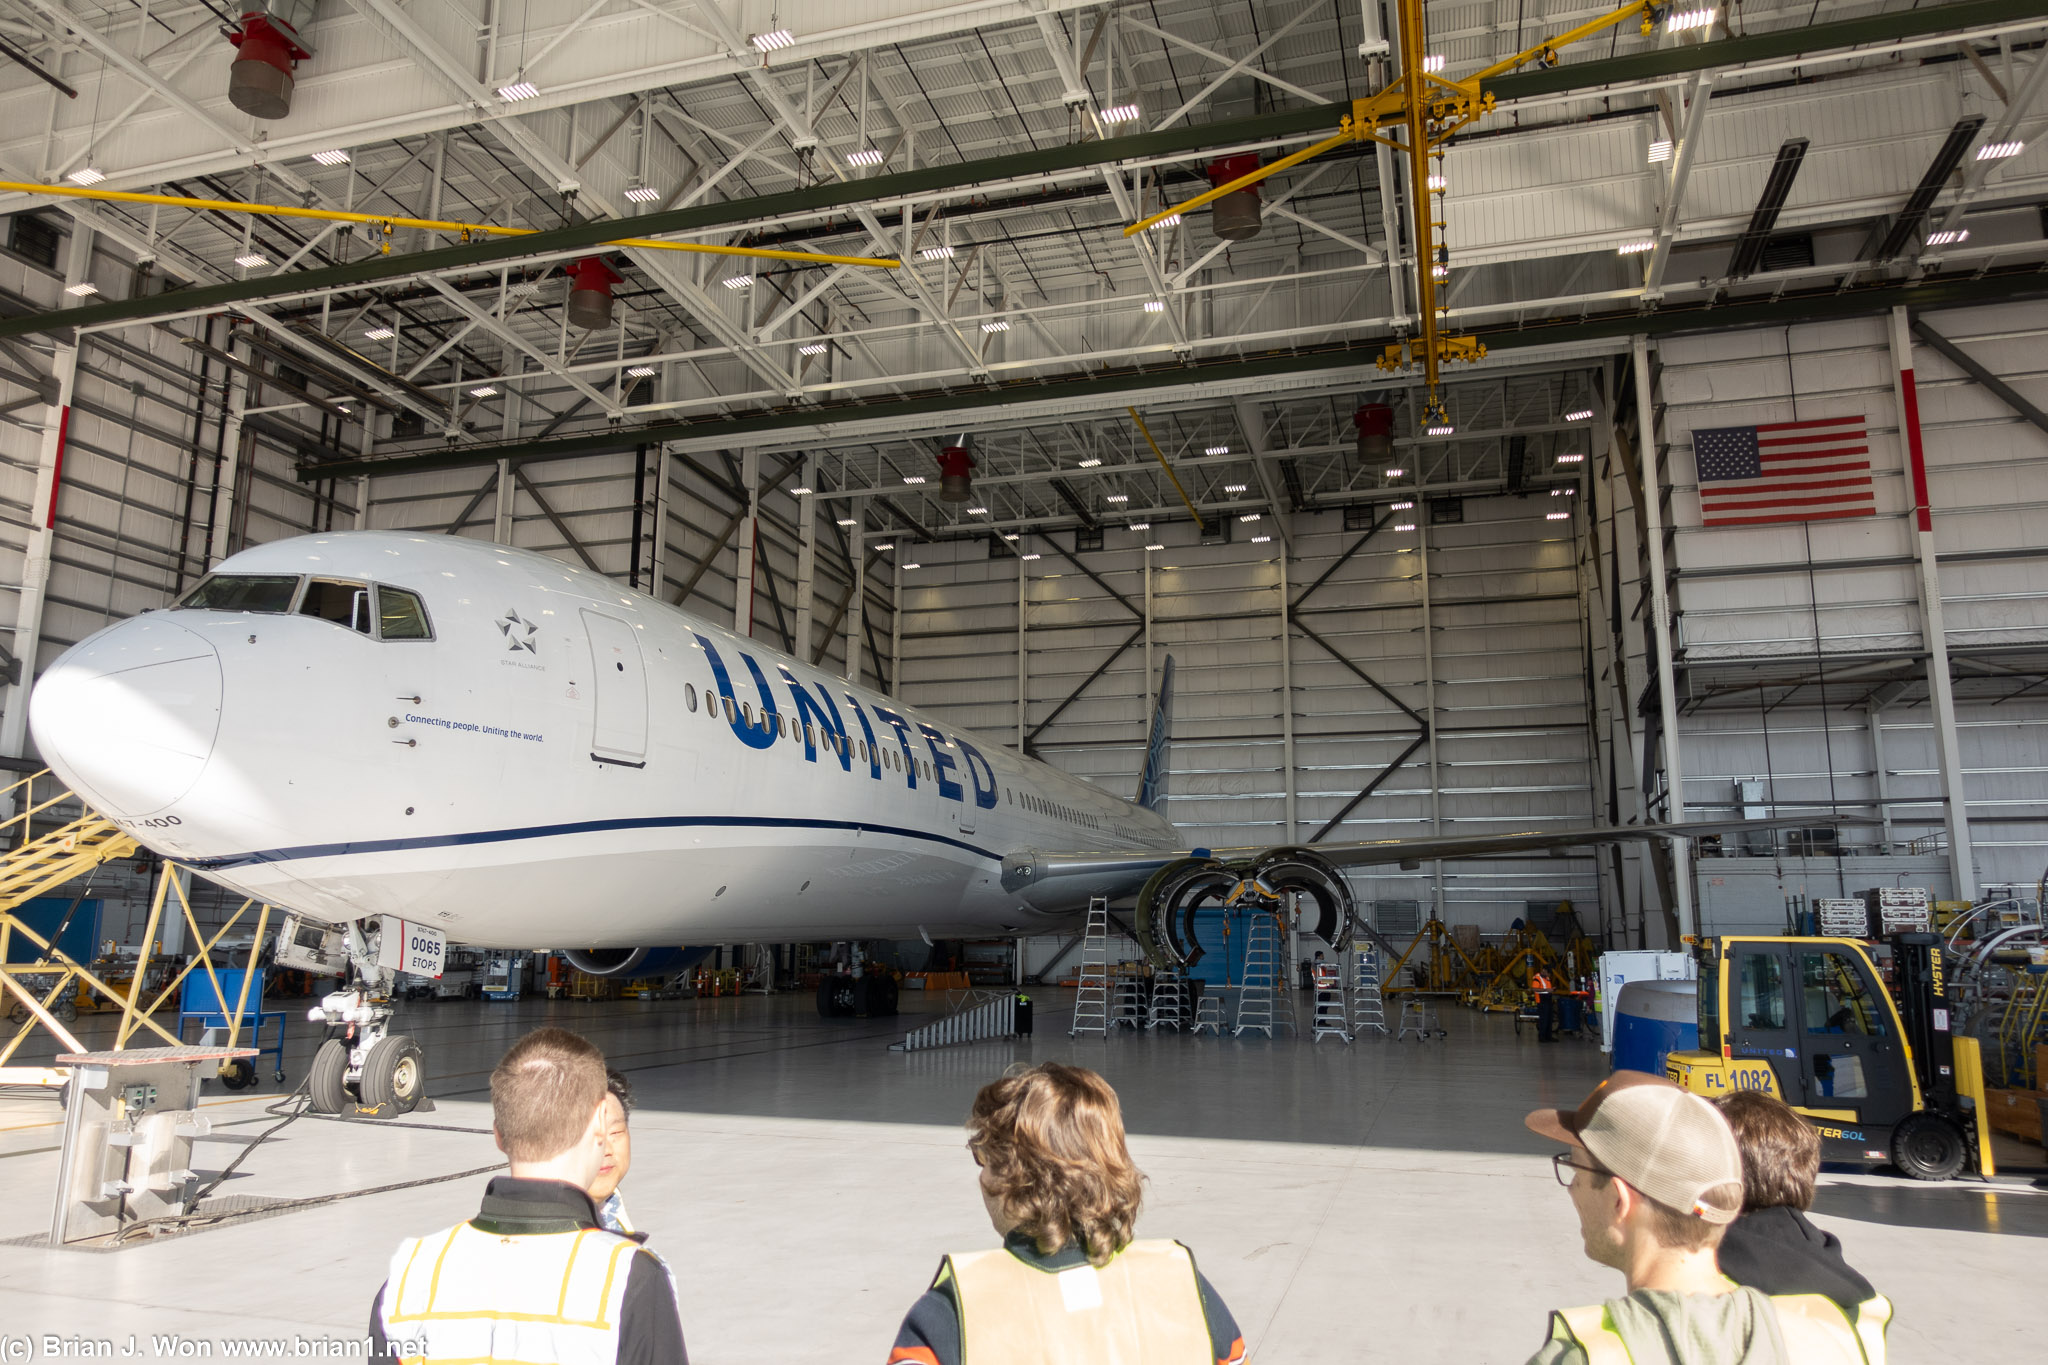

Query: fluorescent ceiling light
left=751, top=29, right=795, bottom=52
left=470, top=385, right=498, bottom=397
left=1976, top=141, right=2024, bottom=160
left=1565, top=408, right=1594, bottom=421
left=837, top=517, right=857, bottom=526
left=1078, top=458, right=1103, bottom=468
left=847, top=148, right=883, bottom=167
left=1666, top=8, right=1715, bottom=32
left=1224, top=483, right=1248, bottom=493
left=1239, top=513, right=1260, bottom=523
left=799, top=342, right=828, bottom=356
left=1648, top=139, right=1673, bottom=164
left=624, top=185, right=661, bottom=204
left=1426, top=424, right=1455, bottom=436
left=1422, top=54, right=1445, bottom=73
left=496, top=80, right=540, bottom=102
left=1394, top=522, right=1417, bottom=532
left=919, top=244, right=955, bottom=260
left=67, top=166, right=105, bottom=186
left=1105, top=494, right=1129, bottom=503
left=903, top=475, right=927, bottom=485
left=1391, top=500, right=1415, bottom=510
left=1251, top=535, right=1272, bottom=544
left=1552, top=487, right=1576, bottom=496
left=1020, top=553, right=1042, bottom=561
left=235, top=252, right=268, bottom=268
left=626, top=364, right=657, bottom=377
left=1148, top=213, right=1182, bottom=230
left=722, top=274, right=753, bottom=290
left=1206, top=445, right=1230, bottom=456
left=901, top=562, right=920, bottom=570
left=1143, top=300, right=1164, bottom=313
left=1101, top=103, right=1141, bottom=124
left=1145, top=543, right=1165, bottom=551
left=311, top=149, right=350, bottom=167
left=789, top=485, right=813, bottom=495
left=967, top=506, right=989, bottom=514
left=1002, top=533, right=1019, bottom=541
left=873, top=542, right=894, bottom=551
left=1618, top=240, right=1655, bottom=255
left=507, top=278, right=541, bottom=296
left=1431, top=263, right=1449, bottom=280
left=1547, top=510, right=1572, bottom=520
left=1385, top=467, right=1407, bottom=476
left=64, top=281, right=98, bottom=296
left=364, top=326, right=395, bottom=340
left=981, top=320, right=1010, bottom=333
left=1129, top=522, right=1151, bottom=531
left=1556, top=452, right=1585, bottom=464
left=1924, top=229, right=1969, bottom=246
left=1427, top=173, right=1446, bottom=191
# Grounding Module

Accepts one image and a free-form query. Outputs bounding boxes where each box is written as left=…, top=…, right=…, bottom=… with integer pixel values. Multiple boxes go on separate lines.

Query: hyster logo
left=498, top=608, right=539, bottom=653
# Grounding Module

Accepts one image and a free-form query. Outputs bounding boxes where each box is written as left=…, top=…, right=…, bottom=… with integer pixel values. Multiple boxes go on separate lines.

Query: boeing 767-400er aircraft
left=29, top=531, right=1755, bottom=1111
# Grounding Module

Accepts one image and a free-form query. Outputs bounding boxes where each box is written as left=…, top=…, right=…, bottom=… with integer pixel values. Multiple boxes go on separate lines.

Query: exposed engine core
left=1135, top=847, right=1356, bottom=968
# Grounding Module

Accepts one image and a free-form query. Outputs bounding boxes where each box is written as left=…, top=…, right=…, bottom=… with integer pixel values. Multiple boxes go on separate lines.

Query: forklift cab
left=1667, top=934, right=1991, bottom=1180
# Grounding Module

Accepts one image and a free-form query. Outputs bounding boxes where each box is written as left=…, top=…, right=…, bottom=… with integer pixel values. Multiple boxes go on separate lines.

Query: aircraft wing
left=999, top=813, right=1858, bottom=911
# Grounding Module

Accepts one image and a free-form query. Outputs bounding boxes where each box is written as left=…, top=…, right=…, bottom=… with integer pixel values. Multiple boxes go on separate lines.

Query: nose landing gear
left=292, top=916, right=430, bottom=1117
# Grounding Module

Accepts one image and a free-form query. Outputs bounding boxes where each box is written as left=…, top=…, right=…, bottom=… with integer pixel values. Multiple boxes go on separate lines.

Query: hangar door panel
left=584, top=610, right=648, bottom=767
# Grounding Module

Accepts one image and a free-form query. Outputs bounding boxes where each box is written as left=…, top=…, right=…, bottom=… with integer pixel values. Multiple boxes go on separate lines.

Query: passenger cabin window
left=376, top=586, right=433, bottom=640
left=300, top=579, right=371, bottom=635
left=176, top=574, right=300, bottom=614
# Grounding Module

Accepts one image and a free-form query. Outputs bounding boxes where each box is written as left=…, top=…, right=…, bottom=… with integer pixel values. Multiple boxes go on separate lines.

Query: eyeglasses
left=1552, top=1152, right=1610, bottom=1187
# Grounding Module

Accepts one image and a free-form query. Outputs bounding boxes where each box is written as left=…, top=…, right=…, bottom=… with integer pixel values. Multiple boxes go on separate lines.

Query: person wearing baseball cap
left=1525, top=1072, right=1876, bottom=1365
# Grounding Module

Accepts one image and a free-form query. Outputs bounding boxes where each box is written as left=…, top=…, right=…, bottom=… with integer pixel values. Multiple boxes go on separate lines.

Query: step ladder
left=1350, top=941, right=1388, bottom=1037
left=1311, top=963, right=1350, bottom=1043
left=1069, top=898, right=1111, bottom=1038
left=1111, top=974, right=1145, bottom=1029
left=1191, top=991, right=1224, bottom=1035
left=890, top=991, right=1019, bottom=1052
left=1233, top=912, right=1278, bottom=1037
left=1147, top=969, right=1185, bottom=1030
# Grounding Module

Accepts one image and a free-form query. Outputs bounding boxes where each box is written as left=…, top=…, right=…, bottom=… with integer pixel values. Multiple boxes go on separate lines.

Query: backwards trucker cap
left=1525, top=1071, right=1744, bottom=1225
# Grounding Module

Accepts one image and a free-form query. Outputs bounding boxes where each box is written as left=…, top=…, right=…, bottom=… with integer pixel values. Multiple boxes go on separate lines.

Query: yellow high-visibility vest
left=379, top=1221, right=641, bottom=1364
left=1547, top=1291, right=1891, bottom=1365
left=943, top=1238, right=1212, bottom=1365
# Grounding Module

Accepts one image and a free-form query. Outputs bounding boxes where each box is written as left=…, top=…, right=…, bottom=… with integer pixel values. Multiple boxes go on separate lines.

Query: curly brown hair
left=967, top=1063, right=1144, bottom=1267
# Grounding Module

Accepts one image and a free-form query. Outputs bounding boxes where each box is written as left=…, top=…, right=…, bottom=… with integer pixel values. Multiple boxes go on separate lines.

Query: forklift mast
left=1888, top=932, right=1958, bottom=1112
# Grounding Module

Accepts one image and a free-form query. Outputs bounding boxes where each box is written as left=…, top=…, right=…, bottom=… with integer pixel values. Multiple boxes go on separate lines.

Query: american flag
left=1692, top=415, right=1874, bottom=527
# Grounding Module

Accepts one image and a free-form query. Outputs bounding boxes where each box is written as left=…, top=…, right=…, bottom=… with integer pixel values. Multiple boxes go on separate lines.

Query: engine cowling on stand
left=1135, top=848, right=1357, bottom=967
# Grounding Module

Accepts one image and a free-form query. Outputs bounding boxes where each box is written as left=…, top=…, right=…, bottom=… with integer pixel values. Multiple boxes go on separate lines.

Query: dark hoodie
left=1716, top=1205, right=1876, bottom=1312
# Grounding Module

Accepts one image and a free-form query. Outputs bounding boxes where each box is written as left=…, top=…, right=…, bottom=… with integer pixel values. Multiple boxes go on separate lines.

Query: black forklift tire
left=360, top=1035, right=426, bottom=1113
left=308, top=1038, right=352, bottom=1114
left=216, top=1058, right=256, bottom=1091
left=1890, top=1112, right=1967, bottom=1181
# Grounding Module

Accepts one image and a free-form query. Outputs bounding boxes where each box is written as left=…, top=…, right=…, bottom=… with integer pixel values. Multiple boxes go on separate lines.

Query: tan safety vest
left=379, top=1221, right=642, bottom=1365
left=945, top=1238, right=1213, bottom=1365
left=1547, top=1292, right=1892, bottom=1365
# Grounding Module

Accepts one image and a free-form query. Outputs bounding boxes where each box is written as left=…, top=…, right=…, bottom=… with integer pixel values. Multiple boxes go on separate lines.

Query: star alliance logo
left=498, top=608, right=539, bottom=653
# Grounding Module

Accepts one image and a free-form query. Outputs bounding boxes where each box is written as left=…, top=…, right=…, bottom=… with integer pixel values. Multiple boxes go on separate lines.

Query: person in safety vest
left=1715, top=1091, right=1887, bottom=1354
left=593, top=1068, right=637, bottom=1235
left=1532, top=967, right=1557, bottom=1043
left=367, top=1028, right=688, bottom=1364
left=1525, top=1071, right=1871, bottom=1365
left=887, top=1062, right=1246, bottom=1365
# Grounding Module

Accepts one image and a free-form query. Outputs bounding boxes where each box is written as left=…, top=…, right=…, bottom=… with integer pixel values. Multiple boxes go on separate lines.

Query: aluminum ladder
left=1311, top=964, right=1351, bottom=1042
left=1233, top=912, right=1278, bottom=1038
left=1147, top=969, right=1186, bottom=1031
left=1191, top=990, right=1224, bottom=1035
left=1111, top=973, right=1145, bottom=1029
left=1069, top=898, right=1111, bottom=1037
left=1350, top=940, right=1389, bottom=1037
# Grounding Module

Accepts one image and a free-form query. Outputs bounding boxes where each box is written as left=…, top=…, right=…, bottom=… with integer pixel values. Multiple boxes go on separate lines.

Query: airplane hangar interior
left=0, top=0, right=2045, bottom=1359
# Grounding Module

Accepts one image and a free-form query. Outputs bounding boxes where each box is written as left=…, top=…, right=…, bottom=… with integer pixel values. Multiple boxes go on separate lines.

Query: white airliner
left=27, top=530, right=1766, bottom=1111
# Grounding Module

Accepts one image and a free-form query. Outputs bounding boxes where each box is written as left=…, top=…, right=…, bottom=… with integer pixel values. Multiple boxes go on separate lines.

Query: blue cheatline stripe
left=183, top=814, right=1004, bottom=871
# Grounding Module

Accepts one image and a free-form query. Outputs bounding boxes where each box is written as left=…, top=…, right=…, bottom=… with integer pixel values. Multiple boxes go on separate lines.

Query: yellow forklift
left=1666, top=933, right=1996, bottom=1180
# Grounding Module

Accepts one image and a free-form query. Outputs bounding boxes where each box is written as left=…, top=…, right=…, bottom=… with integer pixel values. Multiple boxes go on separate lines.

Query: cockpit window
left=376, top=586, right=433, bottom=641
left=175, top=574, right=300, bottom=614
left=299, top=579, right=372, bottom=635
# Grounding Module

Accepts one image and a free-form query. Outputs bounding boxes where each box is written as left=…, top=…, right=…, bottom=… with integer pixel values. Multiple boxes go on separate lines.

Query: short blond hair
left=490, top=1028, right=606, bottom=1161
left=968, top=1063, right=1144, bottom=1267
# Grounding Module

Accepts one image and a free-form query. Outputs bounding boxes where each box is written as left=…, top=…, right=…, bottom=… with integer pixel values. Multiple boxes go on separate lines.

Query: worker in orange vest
left=1532, top=967, right=1558, bottom=1044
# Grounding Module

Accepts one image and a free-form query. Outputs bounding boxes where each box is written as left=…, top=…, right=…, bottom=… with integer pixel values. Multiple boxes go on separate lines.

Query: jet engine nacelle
left=1136, top=847, right=1356, bottom=968
left=559, top=946, right=712, bottom=979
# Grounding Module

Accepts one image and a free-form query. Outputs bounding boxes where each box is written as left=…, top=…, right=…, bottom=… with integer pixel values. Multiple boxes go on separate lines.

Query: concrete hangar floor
left=0, top=991, right=2040, bottom=1363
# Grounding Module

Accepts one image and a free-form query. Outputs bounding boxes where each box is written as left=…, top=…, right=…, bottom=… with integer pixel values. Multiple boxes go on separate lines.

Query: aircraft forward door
left=583, top=610, right=648, bottom=767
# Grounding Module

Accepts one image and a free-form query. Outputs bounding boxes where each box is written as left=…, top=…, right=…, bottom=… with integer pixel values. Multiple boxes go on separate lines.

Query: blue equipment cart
left=178, top=968, right=288, bottom=1087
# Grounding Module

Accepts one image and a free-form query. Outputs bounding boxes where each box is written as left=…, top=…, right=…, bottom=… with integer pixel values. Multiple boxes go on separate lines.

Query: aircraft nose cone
left=31, top=617, right=223, bottom=817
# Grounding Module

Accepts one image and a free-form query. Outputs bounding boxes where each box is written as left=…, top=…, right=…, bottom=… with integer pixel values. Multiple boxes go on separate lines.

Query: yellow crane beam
left=2, top=181, right=901, bottom=270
